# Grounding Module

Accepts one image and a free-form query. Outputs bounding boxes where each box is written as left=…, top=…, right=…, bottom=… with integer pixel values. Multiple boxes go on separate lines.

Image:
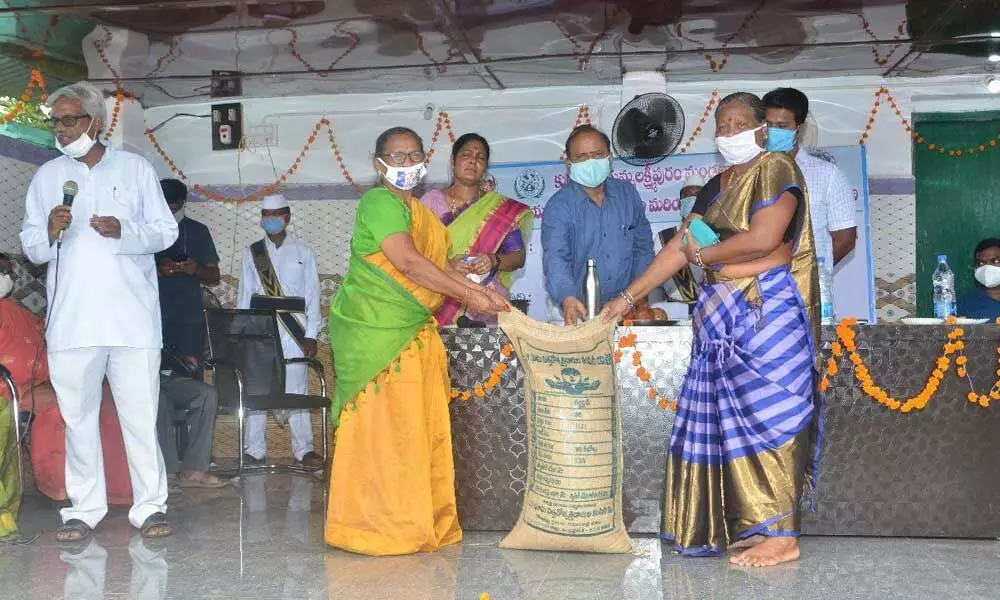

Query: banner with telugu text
left=488, top=146, right=875, bottom=323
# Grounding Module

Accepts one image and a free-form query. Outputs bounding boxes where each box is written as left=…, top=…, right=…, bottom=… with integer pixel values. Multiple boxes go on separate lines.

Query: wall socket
left=249, top=124, right=278, bottom=148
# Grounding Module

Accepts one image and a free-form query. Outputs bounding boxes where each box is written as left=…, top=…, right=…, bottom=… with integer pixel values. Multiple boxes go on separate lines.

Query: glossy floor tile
left=1, top=473, right=998, bottom=599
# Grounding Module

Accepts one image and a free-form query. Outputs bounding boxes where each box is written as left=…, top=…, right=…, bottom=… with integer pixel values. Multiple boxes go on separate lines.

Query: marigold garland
left=859, top=87, right=999, bottom=156
left=679, top=90, right=718, bottom=154
left=861, top=17, right=907, bottom=67
left=823, top=317, right=994, bottom=413
left=146, top=116, right=363, bottom=202
left=450, top=344, right=514, bottom=401
left=615, top=329, right=678, bottom=412
left=287, top=27, right=360, bottom=76
left=559, top=106, right=592, bottom=160
left=424, top=111, right=457, bottom=166
left=1, top=69, right=47, bottom=125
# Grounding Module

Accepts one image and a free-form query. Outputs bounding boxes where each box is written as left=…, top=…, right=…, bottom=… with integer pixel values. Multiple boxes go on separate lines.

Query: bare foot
left=728, top=537, right=799, bottom=567
left=727, top=535, right=765, bottom=552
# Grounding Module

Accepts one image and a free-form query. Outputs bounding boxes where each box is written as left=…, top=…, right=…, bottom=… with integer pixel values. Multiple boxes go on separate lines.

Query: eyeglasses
left=380, top=151, right=426, bottom=166
left=974, top=257, right=1000, bottom=268
left=47, top=114, right=91, bottom=128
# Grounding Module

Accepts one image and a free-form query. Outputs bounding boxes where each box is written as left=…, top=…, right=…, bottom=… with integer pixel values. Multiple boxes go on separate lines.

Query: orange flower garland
left=287, top=27, right=360, bottom=76
left=861, top=17, right=907, bottom=67
left=559, top=106, right=592, bottom=160
left=859, top=87, right=999, bottom=156
left=1, top=69, right=47, bottom=125
left=615, top=330, right=678, bottom=412
left=146, top=117, right=363, bottom=203
left=679, top=90, right=719, bottom=154
left=424, top=111, right=457, bottom=165
left=965, top=346, right=1000, bottom=408
left=450, top=343, right=514, bottom=401
left=823, top=317, right=994, bottom=413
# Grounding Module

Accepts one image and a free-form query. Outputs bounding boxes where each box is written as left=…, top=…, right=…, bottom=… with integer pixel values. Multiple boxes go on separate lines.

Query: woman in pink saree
left=421, top=133, right=533, bottom=325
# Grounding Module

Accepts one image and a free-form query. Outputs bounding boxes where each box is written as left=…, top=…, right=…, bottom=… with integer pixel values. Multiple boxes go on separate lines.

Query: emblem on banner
left=513, top=169, right=545, bottom=200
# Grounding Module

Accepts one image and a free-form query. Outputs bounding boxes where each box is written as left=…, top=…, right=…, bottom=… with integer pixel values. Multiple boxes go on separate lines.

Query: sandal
left=139, top=512, right=173, bottom=539
left=177, top=472, right=227, bottom=489
left=55, top=519, right=93, bottom=544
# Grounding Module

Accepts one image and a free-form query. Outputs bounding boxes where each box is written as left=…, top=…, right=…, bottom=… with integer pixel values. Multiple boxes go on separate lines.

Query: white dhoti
left=48, top=347, right=168, bottom=529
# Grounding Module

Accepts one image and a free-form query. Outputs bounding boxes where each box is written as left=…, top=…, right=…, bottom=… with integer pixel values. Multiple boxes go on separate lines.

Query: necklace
left=445, top=188, right=477, bottom=216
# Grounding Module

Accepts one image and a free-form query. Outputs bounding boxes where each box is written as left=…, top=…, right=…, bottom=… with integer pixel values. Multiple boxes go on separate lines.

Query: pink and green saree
left=421, top=189, right=533, bottom=325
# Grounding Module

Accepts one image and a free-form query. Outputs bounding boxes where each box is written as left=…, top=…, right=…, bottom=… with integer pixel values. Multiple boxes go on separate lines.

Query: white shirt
left=795, top=150, right=856, bottom=269
left=20, top=147, right=178, bottom=352
left=237, top=234, right=321, bottom=360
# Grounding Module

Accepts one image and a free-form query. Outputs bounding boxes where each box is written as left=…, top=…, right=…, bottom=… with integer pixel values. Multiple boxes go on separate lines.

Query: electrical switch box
left=211, top=102, right=242, bottom=151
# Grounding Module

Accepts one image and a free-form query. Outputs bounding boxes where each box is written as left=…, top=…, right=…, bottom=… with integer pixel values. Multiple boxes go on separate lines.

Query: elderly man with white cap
left=236, top=194, right=323, bottom=470
left=20, top=81, right=177, bottom=542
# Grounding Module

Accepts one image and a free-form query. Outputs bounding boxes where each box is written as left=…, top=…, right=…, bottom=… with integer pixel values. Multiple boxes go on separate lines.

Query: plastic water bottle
left=584, top=258, right=601, bottom=320
left=817, top=256, right=835, bottom=325
left=932, top=255, right=956, bottom=319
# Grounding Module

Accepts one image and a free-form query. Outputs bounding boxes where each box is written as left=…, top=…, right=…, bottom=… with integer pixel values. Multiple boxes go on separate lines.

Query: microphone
left=62, top=180, right=77, bottom=206
left=58, top=180, right=77, bottom=242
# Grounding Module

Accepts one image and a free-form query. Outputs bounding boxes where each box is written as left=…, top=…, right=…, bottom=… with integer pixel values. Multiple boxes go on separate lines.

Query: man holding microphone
left=20, top=81, right=178, bottom=541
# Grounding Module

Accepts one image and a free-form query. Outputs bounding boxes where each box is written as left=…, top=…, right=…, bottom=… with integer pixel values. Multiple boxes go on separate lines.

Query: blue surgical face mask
left=765, top=127, right=797, bottom=152
left=569, top=157, right=612, bottom=188
left=261, top=216, right=286, bottom=235
left=679, top=196, right=697, bottom=219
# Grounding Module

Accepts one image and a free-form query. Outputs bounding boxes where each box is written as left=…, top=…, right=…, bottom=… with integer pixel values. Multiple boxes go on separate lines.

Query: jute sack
left=498, top=309, right=632, bottom=553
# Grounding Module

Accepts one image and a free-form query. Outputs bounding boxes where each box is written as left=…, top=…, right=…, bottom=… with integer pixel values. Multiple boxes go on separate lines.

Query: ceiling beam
left=424, top=0, right=505, bottom=90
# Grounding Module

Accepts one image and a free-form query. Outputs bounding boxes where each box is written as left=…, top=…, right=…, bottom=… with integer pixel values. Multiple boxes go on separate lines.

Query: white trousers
left=48, top=347, right=168, bottom=529
left=244, top=362, right=313, bottom=461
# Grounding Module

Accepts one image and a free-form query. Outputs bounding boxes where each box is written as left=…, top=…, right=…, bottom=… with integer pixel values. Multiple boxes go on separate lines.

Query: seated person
left=156, top=354, right=224, bottom=488
left=0, top=253, right=132, bottom=504
left=957, top=238, right=1000, bottom=319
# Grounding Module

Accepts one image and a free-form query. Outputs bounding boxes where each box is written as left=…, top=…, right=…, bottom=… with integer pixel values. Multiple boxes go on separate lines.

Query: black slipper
left=55, top=519, right=93, bottom=545
left=139, top=512, right=173, bottom=539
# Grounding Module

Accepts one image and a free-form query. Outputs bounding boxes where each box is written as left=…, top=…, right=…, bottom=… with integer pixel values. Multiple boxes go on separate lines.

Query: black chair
left=204, top=308, right=329, bottom=476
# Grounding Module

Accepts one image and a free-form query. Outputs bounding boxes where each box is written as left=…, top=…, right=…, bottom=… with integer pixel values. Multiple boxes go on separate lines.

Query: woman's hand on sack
left=600, top=295, right=630, bottom=324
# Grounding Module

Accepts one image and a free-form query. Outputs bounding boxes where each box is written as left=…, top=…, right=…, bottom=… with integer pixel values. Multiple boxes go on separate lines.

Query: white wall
left=139, top=73, right=999, bottom=186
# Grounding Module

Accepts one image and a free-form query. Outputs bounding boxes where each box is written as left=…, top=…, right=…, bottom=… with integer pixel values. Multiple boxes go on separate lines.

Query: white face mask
left=378, top=158, right=426, bottom=191
left=55, top=119, right=99, bottom=159
left=715, top=125, right=764, bottom=165
left=172, top=207, right=185, bottom=224
left=975, top=265, right=1000, bottom=288
left=0, top=274, right=13, bottom=299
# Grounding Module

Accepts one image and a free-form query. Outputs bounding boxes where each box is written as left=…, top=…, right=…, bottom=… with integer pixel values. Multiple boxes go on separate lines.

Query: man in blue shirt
left=155, top=179, right=220, bottom=371
left=957, top=238, right=1000, bottom=320
left=542, top=125, right=654, bottom=324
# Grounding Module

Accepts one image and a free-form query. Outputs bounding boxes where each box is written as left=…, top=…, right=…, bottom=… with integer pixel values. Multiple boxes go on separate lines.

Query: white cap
left=260, top=194, right=289, bottom=210
left=682, top=174, right=705, bottom=188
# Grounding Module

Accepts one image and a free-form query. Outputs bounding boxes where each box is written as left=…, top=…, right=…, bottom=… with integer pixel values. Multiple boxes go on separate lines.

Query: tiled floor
left=1, top=473, right=998, bottom=600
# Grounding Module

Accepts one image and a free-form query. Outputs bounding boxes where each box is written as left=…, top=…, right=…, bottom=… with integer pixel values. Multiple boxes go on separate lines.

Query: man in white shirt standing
left=763, top=87, right=857, bottom=268
left=237, top=194, right=323, bottom=470
left=20, top=82, right=178, bottom=542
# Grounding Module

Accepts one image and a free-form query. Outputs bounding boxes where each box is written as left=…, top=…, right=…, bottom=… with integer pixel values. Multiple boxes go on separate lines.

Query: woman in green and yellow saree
left=325, top=127, right=508, bottom=556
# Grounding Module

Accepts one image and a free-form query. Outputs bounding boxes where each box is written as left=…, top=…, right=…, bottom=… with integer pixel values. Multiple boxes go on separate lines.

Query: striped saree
left=661, top=152, right=822, bottom=555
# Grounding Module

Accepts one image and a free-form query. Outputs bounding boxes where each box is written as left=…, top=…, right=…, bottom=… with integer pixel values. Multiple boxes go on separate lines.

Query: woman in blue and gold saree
left=602, top=92, right=820, bottom=567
